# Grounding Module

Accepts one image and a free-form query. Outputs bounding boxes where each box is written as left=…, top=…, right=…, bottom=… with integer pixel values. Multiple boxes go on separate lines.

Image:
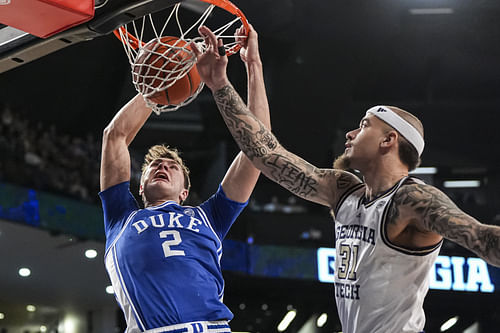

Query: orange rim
left=113, top=0, right=249, bottom=55
left=113, top=28, right=142, bottom=49
left=198, top=0, right=250, bottom=55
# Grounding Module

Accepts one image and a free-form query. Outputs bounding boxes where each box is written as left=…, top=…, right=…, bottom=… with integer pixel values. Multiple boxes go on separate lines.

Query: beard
left=333, top=153, right=351, bottom=170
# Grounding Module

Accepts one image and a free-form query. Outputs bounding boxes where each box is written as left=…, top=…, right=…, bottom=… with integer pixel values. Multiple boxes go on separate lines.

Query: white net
left=115, top=1, right=248, bottom=114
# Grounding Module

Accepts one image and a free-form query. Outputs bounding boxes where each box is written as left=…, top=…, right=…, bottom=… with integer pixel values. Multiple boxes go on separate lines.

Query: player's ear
left=139, top=184, right=144, bottom=196
left=381, top=131, right=397, bottom=148
left=179, top=189, right=189, bottom=203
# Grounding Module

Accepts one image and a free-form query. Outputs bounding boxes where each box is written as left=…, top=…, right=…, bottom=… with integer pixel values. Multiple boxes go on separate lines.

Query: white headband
left=366, top=105, right=425, bottom=156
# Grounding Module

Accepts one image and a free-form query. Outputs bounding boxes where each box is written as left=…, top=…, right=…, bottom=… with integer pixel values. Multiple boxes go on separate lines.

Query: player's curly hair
left=141, top=144, right=191, bottom=190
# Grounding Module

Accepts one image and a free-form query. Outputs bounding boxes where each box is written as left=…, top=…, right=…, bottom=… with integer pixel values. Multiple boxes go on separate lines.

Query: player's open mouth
left=153, top=172, right=169, bottom=182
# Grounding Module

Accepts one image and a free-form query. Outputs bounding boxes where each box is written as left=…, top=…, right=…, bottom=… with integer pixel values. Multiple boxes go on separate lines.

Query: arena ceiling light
left=85, top=249, right=98, bottom=259
left=61, top=315, right=77, bottom=333
left=316, top=313, right=328, bottom=327
left=410, top=167, right=438, bottom=175
left=409, top=8, right=454, bottom=15
left=18, top=267, right=31, bottom=277
left=440, top=315, right=459, bottom=331
left=277, top=309, right=297, bottom=332
left=443, top=180, right=480, bottom=188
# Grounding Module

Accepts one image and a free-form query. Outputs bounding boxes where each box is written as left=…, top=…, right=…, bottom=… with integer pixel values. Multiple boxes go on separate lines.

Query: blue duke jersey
left=333, top=177, right=442, bottom=333
left=99, top=182, right=247, bottom=332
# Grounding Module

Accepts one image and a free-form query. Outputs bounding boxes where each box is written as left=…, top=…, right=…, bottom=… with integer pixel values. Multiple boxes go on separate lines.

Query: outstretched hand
left=190, top=26, right=230, bottom=92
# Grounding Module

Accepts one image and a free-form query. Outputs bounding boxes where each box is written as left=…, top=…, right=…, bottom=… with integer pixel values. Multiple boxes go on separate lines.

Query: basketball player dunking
left=192, top=26, right=500, bottom=332
left=99, top=26, right=270, bottom=332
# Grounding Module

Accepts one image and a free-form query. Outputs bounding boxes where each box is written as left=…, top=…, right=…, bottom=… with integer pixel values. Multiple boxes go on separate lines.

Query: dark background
left=0, top=0, right=499, bottom=332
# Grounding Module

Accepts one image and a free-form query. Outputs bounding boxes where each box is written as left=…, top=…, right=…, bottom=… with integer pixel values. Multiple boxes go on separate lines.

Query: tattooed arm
left=392, top=183, right=500, bottom=266
left=192, top=26, right=361, bottom=207
left=219, top=25, right=271, bottom=202
left=213, top=85, right=360, bottom=207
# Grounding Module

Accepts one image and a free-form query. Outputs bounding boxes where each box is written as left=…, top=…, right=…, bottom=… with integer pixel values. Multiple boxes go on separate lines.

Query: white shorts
left=144, top=320, right=231, bottom=333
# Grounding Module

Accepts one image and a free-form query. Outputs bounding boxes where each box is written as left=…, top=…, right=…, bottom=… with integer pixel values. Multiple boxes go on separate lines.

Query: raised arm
left=214, top=86, right=360, bottom=206
left=100, top=94, right=152, bottom=191
left=192, top=27, right=360, bottom=207
left=218, top=25, right=271, bottom=202
left=392, top=183, right=500, bottom=267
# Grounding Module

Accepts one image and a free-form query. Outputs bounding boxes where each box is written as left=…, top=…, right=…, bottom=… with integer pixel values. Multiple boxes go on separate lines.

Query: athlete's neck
left=144, top=197, right=181, bottom=208
left=361, top=157, right=409, bottom=201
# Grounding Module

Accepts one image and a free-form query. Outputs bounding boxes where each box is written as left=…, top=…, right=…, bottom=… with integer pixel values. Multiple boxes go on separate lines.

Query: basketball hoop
left=113, top=0, right=250, bottom=114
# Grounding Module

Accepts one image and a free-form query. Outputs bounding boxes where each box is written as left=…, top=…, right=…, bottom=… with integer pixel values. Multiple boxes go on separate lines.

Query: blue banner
left=222, top=241, right=500, bottom=294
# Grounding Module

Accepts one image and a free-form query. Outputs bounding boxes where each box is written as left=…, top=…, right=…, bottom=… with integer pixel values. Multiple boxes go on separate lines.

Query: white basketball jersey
left=333, top=177, right=442, bottom=333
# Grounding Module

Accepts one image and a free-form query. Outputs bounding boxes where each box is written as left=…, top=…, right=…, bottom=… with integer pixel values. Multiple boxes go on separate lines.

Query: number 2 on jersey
left=160, top=230, right=185, bottom=257
left=337, top=243, right=359, bottom=280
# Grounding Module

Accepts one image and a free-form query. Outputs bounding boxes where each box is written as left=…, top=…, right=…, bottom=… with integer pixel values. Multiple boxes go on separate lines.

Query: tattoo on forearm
left=261, top=153, right=319, bottom=197
left=390, top=184, right=500, bottom=266
left=214, top=85, right=277, bottom=159
left=213, top=85, right=322, bottom=199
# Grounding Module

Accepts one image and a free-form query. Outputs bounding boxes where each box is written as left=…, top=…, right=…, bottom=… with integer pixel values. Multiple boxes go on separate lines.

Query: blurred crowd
left=0, top=107, right=102, bottom=203
left=0, top=108, right=213, bottom=208
left=0, top=106, right=310, bottom=213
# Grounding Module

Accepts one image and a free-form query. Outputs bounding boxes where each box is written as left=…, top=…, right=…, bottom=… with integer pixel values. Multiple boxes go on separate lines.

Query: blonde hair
left=140, top=144, right=191, bottom=190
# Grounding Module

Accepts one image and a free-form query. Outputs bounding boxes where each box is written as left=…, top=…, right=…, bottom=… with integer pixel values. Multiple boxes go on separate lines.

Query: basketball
left=133, top=36, right=201, bottom=106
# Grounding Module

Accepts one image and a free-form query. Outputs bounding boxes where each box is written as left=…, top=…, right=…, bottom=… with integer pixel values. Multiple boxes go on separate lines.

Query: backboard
left=0, top=0, right=183, bottom=73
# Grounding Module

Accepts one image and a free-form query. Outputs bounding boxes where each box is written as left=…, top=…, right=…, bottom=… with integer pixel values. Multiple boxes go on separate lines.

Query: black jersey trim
left=333, top=183, right=365, bottom=217
left=380, top=178, right=443, bottom=256
left=361, top=177, right=406, bottom=208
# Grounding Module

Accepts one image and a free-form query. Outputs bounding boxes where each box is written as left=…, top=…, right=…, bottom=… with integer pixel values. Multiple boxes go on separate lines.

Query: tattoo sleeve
left=214, top=85, right=278, bottom=160
left=392, top=183, right=500, bottom=267
left=213, top=85, right=357, bottom=206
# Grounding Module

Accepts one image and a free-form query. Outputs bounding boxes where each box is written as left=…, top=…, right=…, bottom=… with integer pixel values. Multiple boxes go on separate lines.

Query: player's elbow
left=103, top=123, right=127, bottom=143
left=477, top=251, right=500, bottom=268
left=486, top=257, right=500, bottom=268
left=477, top=225, right=500, bottom=267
